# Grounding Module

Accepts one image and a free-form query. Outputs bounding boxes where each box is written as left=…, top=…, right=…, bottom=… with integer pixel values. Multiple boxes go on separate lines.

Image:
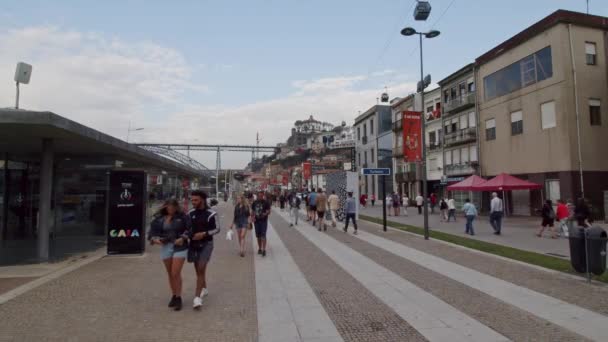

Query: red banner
left=403, top=111, right=422, bottom=162
left=302, top=162, right=312, bottom=180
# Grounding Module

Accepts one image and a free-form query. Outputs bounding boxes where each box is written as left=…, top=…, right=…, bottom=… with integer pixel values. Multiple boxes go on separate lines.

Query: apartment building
left=391, top=94, right=418, bottom=196
left=438, top=63, right=481, bottom=207
left=476, top=10, right=608, bottom=216
left=354, top=104, right=393, bottom=198
left=423, top=88, right=444, bottom=195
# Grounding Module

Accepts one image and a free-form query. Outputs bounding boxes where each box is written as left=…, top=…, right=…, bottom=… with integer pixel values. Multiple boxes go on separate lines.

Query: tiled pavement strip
left=0, top=203, right=257, bottom=342
left=268, top=210, right=427, bottom=341
left=271, top=209, right=508, bottom=342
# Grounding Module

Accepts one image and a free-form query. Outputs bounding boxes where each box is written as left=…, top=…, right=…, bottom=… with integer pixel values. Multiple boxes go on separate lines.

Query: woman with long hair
left=148, top=199, right=191, bottom=311
left=230, top=194, right=251, bottom=257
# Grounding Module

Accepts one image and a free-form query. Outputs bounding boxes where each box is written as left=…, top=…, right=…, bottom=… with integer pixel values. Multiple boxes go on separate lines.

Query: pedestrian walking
left=439, top=199, right=448, bottom=221
left=308, top=189, right=318, bottom=224
left=447, top=196, right=456, bottom=222
left=430, top=193, right=437, bottom=214
left=343, top=192, right=358, bottom=235
left=288, top=192, right=301, bottom=226
left=402, top=194, right=409, bottom=216
left=188, top=190, right=220, bottom=310
left=386, top=194, right=393, bottom=216
left=416, top=194, right=424, bottom=215
left=148, top=199, right=191, bottom=311
left=462, top=198, right=477, bottom=235
left=360, top=194, right=367, bottom=208
left=537, top=200, right=557, bottom=238
left=392, top=192, right=401, bottom=216
left=328, top=190, right=340, bottom=227
left=574, top=197, right=592, bottom=227
left=230, top=194, right=251, bottom=257
left=279, top=193, right=286, bottom=211
left=489, top=192, right=504, bottom=235
left=316, top=188, right=328, bottom=231
left=370, top=194, right=376, bottom=207
left=251, top=191, right=271, bottom=257
left=556, top=199, right=570, bottom=237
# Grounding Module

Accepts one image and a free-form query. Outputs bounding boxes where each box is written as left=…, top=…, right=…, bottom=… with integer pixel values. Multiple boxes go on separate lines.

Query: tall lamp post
left=401, top=27, right=440, bottom=240
left=126, top=121, right=144, bottom=143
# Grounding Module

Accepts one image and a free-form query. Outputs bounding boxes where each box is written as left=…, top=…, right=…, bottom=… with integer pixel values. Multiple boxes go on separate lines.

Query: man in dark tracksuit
left=188, top=190, right=220, bottom=310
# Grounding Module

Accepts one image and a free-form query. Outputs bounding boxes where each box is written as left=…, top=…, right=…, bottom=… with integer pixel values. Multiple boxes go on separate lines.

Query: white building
left=423, top=88, right=444, bottom=193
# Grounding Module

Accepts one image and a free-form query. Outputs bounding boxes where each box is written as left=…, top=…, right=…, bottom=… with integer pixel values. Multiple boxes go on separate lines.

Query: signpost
left=361, top=168, right=391, bottom=232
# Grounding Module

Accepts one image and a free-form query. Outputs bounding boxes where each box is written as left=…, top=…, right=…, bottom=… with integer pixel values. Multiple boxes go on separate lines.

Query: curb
left=0, top=248, right=107, bottom=305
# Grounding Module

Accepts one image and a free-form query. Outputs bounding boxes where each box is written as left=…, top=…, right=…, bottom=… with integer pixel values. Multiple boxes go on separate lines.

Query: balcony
left=444, top=92, right=476, bottom=115
left=428, top=142, right=442, bottom=152
left=445, top=162, right=478, bottom=176
left=392, top=119, right=402, bottom=132
left=395, top=171, right=416, bottom=183
left=444, top=127, right=477, bottom=147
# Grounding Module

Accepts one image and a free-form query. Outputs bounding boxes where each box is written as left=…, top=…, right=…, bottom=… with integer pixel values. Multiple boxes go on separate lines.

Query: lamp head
left=400, top=27, right=417, bottom=36
left=425, top=30, right=440, bottom=38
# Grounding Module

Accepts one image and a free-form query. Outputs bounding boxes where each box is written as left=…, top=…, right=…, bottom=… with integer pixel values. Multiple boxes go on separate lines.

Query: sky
left=0, top=0, right=606, bottom=168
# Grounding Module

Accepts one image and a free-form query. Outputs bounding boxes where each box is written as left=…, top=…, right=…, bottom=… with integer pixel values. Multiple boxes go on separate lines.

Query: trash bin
left=586, top=226, right=607, bottom=276
left=569, top=227, right=587, bottom=273
left=568, top=226, right=608, bottom=276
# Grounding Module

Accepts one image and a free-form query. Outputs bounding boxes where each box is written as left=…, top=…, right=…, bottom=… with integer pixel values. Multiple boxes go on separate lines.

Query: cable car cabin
left=414, top=1, right=431, bottom=21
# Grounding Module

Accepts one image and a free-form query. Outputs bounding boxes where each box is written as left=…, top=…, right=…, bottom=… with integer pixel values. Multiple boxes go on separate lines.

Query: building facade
left=354, top=105, right=393, bottom=199
left=423, top=88, right=444, bottom=195
left=476, top=10, right=608, bottom=216
left=438, top=63, right=481, bottom=208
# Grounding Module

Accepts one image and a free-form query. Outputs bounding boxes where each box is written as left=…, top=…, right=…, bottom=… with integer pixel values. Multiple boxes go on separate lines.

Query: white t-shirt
left=447, top=198, right=456, bottom=210
left=402, top=197, right=409, bottom=206
left=416, top=196, right=424, bottom=206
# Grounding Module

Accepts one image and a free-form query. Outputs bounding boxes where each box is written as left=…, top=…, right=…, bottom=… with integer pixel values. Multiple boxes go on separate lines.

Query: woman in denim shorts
left=148, top=199, right=191, bottom=311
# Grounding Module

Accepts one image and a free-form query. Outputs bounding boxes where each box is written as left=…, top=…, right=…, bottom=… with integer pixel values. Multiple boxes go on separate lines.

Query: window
left=444, top=123, right=450, bottom=134
left=357, top=127, right=361, bottom=140
left=460, top=115, right=468, bottom=129
left=470, top=145, right=478, bottom=162
left=459, top=82, right=466, bottom=96
left=451, top=118, right=458, bottom=132
left=358, top=153, right=361, bottom=166
left=484, top=46, right=553, bottom=100
left=586, top=42, right=597, bottom=65
left=364, top=151, right=368, bottom=164
left=453, top=148, right=461, bottom=164
left=541, top=101, right=556, bottom=129
left=397, top=134, right=403, bottom=147
left=468, top=112, right=477, bottom=127
left=511, top=111, right=523, bottom=135
left=450, top=87, right=457, bottom=100
left=461, top=147, right=469, bottom=163
left=429, top=131, right=436, bottom=145
left=371, top=148, right=375, bottom=163
left=486, top=119, right=496, bottom=140
left=429, top=158, right=437, bottom=170
left=590, top=99, right=601, bottom=126
left=363, top=124, right=367, bottom=137
left=467, top=77, right=475, bottom=92
left=370, top=119, right=374, bottom=135
left=444, top=90, right=449, bottom=103
left=426, top=105, right=434, bottom=117
left=444, top=150, right=452, bottom=165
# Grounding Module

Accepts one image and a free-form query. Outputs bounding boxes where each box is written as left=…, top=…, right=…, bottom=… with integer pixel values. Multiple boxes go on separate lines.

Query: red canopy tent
left=473, top=173, right=541, bottom=191
left=446, top=175, right=488, bottom=191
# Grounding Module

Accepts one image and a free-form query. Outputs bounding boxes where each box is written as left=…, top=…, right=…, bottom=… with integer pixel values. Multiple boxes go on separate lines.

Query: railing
left=392, top=119, right=402, bottom=132
left=444, top=92, right=476, bottom=114
left=444, top=127, right=477, bottom=147
left=444, top=162, right=478, bottom=176
left=428, top=143, right=442, bottom=151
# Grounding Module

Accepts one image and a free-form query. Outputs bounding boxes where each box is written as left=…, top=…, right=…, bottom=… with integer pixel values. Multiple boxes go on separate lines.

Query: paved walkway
left=360, top=205, right=573, bottom=257
left=2, top=201, right=608, bottom=341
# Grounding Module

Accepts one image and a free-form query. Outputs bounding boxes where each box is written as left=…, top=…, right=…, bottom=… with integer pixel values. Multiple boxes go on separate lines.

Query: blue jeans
left=447, top=209, right=456, bottom=222
left=490, top=212, right=503, bottom=233
left=344, top=213, right=357, bottom=231
left=465, top=215, right=476, bottom=235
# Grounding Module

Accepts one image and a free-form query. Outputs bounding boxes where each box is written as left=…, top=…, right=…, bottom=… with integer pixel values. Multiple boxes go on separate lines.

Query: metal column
left=216, top=147, right=221, bottom=198
left=38, top=138, right=53, bottom=261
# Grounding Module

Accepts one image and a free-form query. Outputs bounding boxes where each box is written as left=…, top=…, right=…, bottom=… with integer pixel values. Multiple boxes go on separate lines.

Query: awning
left=473, top=173, right=542, bottom=191
left=446, top=175, right=487, bottom=191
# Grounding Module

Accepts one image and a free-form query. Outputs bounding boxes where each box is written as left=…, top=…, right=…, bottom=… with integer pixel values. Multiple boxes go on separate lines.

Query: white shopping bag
left=226, top=230, right=234, bottom=241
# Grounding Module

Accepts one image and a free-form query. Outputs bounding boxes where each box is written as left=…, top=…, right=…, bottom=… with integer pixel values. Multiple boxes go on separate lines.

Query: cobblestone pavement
left=356, top=218, right=608, bottom=316
left=268, top=213, right=427, bottom=342
left=0, top=203, right=257, bottom=342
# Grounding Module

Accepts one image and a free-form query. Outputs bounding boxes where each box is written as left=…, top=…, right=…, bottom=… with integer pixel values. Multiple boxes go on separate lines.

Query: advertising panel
left=403, top=111, right=422, bottom=162
left=107, top=170, right=147, bottom=255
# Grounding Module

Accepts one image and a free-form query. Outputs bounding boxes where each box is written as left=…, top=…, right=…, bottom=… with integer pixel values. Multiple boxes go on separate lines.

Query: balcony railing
left=392, top=119, right=402, bottom=132
left=444, top=162, right=478, bottom=176
left=444, top=92, right=476, bottom=114
left=395, top=171, right=416, bottom=183
left=444, top=127, right=477, bottom=147
left=428, top=143, right=442, bottom=151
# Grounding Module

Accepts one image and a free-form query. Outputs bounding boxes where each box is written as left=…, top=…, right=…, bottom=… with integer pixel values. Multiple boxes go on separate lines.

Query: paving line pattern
left=351, top=227, right=608, bottom=342
left=270, top=212, right=427, bottom=342
left=254, top=223, right=343, bottom=342
left=274, top=209, right=509, bottom=342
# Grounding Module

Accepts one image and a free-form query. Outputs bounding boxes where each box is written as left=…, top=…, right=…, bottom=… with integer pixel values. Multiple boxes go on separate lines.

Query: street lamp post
left=126, top=121, right=144, bottom=143
left=401, top=27, right=440, bottom=240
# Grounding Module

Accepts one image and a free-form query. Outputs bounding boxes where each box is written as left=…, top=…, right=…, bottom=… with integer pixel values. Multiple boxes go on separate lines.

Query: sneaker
left=201, top=288, right=209, bottom=298
left=193, top=296, right=202, bottom=310
left=173, top=296, right=182, bottom=311
left=323, top=224, right=327, bottom=231
left=353, top=230, right=358, bottom=235
left=343, top=227, right=347, bottom=233
left=168, top=295, right=177, bottom=308
left=262, top=250, right=266, bottom=257
left=318, top=227, right=321, bottom=231
left=289, top=223, right=293, bottom=227
left=258, top=249, right=262, bottom=255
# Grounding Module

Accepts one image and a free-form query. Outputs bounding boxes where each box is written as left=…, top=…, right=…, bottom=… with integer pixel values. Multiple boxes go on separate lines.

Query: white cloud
left=0, top=26, right=417, bottom=169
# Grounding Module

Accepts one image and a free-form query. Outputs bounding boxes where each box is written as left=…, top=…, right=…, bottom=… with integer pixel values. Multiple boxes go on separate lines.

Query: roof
left=447, top=175, right=487, bottom=191
left=391, top=94, right=416, bottom=109
left=475, top=173, right=542, bottom=191
left=354, top=104, right=390, bottom=125
left=476, top=10, right=608, bottom=66
left=437, top=63, right=475, bottom=86
left=0, top=109, right=200, bottom=177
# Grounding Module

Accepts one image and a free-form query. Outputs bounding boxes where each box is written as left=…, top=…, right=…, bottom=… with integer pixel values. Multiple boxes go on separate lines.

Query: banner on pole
left=403, top=111, right=422, bottom=162
left=302, top=162, right=312, bottom=180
